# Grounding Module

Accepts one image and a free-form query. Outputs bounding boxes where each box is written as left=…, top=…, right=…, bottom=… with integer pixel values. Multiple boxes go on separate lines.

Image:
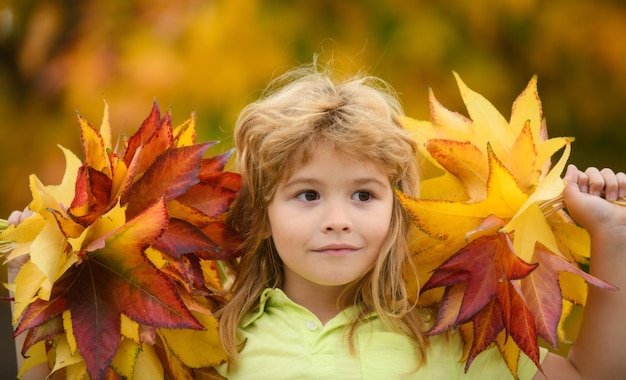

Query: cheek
left=268, top=219, right=302, bottom=266
left=267, top=204, right=298, bottom=245
left=366, top=205, right=395, bottom=249
left=372, top=221, right=392, bottom=249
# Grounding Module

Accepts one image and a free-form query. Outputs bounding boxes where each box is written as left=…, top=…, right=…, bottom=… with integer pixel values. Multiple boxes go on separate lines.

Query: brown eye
left=354, top=191, right=372, bottom=202
left=297, top=190, right=319, bottom=201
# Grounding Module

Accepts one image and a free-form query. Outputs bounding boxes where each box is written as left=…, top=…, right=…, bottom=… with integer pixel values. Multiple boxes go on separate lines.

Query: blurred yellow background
left=2, top=0, right=625, bottom=376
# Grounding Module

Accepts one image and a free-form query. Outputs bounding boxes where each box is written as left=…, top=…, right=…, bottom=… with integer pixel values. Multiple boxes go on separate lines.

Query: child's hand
left=7, top=207, right=34, bottom=227
left=556, top=164, right=626, bottom=380
left=562, top=164, right=626, bottom=237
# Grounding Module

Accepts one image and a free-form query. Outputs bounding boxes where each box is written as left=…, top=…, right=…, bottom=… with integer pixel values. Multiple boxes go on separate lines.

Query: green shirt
left=217, top=288, right=546, bottom=379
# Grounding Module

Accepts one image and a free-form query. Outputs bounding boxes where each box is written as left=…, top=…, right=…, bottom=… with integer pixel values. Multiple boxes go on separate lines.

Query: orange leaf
left=68, top=165, right=114, bottom=226
left=123, top=143, right=212, bottom=219
left=176, top=172, right=241, bottom=218
left=123, top=100, right=163, bottom=167
left=78, top=113, right=111, bottom=177
left=426, top=139, right=488, bottom=201
left=199, top=149, right=234, bottom=175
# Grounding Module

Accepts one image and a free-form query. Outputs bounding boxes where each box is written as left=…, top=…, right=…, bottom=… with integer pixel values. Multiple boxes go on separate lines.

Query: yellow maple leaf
left=158, top=310, right=228, bottom=369
left=132, top=344, right=164, bottom=379
left=16, top=340, right=48, bottom=379
left=398, top=145, right=527, bottom=246
left=110, top=338, right=143, bottom=378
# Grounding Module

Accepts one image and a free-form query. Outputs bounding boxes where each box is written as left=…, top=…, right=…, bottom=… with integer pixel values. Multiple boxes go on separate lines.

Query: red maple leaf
left=14, top=200, right=204, bottom=379
left=422, top=231, right=541, bottom=371
left=122, top=143, right=212, bottom=220
left=123, top=100, right=173, bottom=171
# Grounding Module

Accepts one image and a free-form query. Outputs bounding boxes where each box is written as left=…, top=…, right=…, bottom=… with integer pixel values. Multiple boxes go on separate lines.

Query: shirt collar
left=241, top=288, right=376, bottom=328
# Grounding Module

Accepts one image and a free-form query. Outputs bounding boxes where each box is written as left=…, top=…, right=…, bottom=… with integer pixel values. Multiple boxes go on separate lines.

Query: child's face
left=267, top=145, right=394, bottom=297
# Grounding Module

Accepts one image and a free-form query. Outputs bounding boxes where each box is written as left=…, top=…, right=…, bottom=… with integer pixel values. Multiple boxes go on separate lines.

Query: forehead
left=282, top=145, right=388, bottom=182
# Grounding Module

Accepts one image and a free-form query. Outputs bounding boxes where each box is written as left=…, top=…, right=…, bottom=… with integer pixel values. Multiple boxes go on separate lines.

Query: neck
left=282, top=281, right=348, bottom=324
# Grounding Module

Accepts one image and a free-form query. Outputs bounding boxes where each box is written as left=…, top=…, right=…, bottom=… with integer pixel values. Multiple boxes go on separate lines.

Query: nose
left=321, top=201, right=353, bottom=232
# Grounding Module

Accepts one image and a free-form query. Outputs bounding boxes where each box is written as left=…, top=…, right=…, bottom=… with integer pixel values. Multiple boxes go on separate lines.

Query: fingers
left=618, top=172, right=626, bottom=199
left=572, top=166, right=626, bottom=202
left=562, top=165, right=626, bottom=233
left=564, top=164, right=580, bottom=186
left=7, top=210, right=23, bottom=227
left=587, top=168, right=614, bottom=199
left=7, top=207, right=33, bottom=227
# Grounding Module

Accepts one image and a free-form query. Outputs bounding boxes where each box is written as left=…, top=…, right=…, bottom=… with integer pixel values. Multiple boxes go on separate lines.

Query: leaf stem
left=0, top=218, right=13, bottom=253
left=540, top=194, right=626, bottom=218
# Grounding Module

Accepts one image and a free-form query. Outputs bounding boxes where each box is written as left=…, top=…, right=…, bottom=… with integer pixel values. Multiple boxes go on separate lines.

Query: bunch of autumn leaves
left=1, top=102, right=241, bottom=379
left=397, top=74, right=615, bottom=378
left=1, top=75, right=617, bottom=379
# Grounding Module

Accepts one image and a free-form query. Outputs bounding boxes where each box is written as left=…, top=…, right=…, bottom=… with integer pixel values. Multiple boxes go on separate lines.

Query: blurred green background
left=2, top=0, right=625, bottom=376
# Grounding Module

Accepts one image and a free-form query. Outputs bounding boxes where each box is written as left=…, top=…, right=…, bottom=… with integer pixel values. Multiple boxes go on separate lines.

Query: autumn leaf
left=68, top=164, right=114, bottom=227
left=152, top=218, right=218, bottom=258
left=14, top=200, right=205, bottom=379
left=422, top=230, right=542, bottom=369
left=158, top=309, right=227, bottom=369
left=123, top=100, right=170, bottom=170
left=178, top=171, right=241, bottom=218
left=521, top=243, right=616, bottom=348
left=122, top=143, right=212, bottom=220
left=396, top=144, right=528, bottom=255
left=2, top=100, right=242, bottom=378
left=398, top=74, right=615, bottom=378
left=199, top=149, right=235, bottom=174
left=425, top=139, right=488, bottom=201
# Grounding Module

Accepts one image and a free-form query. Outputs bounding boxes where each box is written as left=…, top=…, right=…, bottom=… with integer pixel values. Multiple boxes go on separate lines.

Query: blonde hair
left=217, top=63, right=428, bottom=363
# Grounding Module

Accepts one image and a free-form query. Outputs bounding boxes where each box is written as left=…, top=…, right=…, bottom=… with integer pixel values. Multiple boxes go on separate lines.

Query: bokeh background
left=2, top=0, right=626, bottom=376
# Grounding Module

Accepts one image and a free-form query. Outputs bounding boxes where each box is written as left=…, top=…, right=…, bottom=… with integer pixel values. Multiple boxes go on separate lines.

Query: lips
left=313, top=243, right=360, bottom=256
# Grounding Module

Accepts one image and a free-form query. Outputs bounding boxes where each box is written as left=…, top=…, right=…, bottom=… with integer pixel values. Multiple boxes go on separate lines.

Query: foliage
left=1, top=102, right=241, bottom=379
left=0, top=58, right=622, bottom=380
left=397, top=74, right=617, bottom=377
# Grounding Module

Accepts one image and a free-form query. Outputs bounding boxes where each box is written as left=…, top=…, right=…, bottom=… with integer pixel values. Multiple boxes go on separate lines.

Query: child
left=8, top=64, right=626, bottom=379
left=212, top=64, right=626, bottom=379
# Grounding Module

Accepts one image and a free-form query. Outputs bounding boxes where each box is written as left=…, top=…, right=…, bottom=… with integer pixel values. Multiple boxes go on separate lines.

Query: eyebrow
left=281, top=177, right=389, bottom=190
